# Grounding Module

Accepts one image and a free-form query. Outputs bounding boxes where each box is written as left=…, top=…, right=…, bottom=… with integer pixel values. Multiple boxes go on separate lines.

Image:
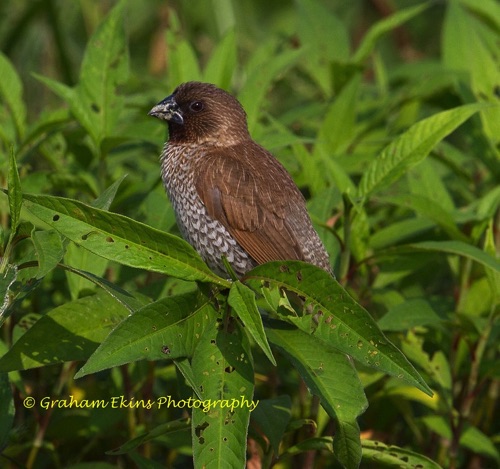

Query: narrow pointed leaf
left=228, top=281, right=276, bottom=365
left=362, top=440, right=443, bottom=468
left=93, top=175, right=127, bottom=210
left=250, top=396, right=291, bottom=454
left=75, top=293, right=216, bottom=378
left=408, top=240, right=500, bottom=273
left=377, top=193, right=469, bottom=242
left=107, top=419, right=190, bottom=455
left=64, top=241, right=109, bottom=299
left=33, top=75, right=97, bottom=143
left=58, top=264, right=148, bottom=313
left=203, top=29, right=237, bottom=89
left=34, top=1, right=128, bottom=146
left=22, top=193, right=229, bottom=286
left=266, top=320, right=366, bottom=468
left=174, top=358, right=203, bottom=400
left=77, top=0, right=129, bottom=145
left=245, top=261, right=432, bottom=396
left=358, top=104, right=485, bottom=198
left=0, top=291, right=130, bottom=372
left=353, top=3, right=430, bottom=63
left=0, top=52, right=26, bottom=140
left=191, top=320, right=255, bottom=469
left=31, top=229, right=65, bottom=279
left=316, top=74, right=361, bottom=155
left=239, top=46, right=304, bottom=133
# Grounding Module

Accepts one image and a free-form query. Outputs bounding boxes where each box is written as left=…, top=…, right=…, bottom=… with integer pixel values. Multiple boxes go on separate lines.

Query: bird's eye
left=189, top=101, right=204, bottom=113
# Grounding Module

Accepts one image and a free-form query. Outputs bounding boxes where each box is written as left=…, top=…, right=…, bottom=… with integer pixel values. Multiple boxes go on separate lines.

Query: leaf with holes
left=0, top=291, right=130, bottom=372
left=75, top=292, right=217, bottom=378
left=34, top=0, right=128, bottom=147
left=22, top=193, right=229, bottom=286
left=266, top=319, right=366, bottom=468
left=191, top=319, right=255, bottom=469
left=244, top=261, right=432, bottom=396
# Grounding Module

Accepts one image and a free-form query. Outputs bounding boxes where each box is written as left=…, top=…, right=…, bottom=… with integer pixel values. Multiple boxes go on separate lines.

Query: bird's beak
left=148, top=95, right=184, bottom=125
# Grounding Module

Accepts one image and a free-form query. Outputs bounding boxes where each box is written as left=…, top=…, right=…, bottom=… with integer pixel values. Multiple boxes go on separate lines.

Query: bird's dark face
left=149, top=81, right=250, bottom=144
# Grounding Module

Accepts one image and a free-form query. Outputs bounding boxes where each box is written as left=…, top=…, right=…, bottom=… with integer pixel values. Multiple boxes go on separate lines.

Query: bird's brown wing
left=194, top=144, right=307, bottom=265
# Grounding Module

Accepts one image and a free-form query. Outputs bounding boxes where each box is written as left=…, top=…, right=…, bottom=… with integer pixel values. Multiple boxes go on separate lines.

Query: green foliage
left=0, top=1, right=499, bottom=469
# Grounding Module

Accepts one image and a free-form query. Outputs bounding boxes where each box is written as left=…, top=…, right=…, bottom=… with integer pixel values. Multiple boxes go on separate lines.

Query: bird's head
left=149, top=81, right=250, bottom=145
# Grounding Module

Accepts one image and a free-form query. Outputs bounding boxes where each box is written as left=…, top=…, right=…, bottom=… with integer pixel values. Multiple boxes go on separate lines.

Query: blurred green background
left=1, top=1, right=499, bottom=468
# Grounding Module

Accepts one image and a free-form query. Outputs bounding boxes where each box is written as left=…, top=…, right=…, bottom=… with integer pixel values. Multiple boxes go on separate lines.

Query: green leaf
left=64, top=241, right=109, bottom=299
left=33, top=75, right=87, bottom=137
left=77, top=0, right=129, bottom=146
left=107, top=419, right=190, bottom=455
left=293, top=143, right=328, bottom=195
left=249, top=396, right=291, bottom=454
left=296, top=0, right=350, bottom=61
left=0, top=52, right=26, bottom=141
left=64, top=173, right=124, bottom=297
left=75, top=293, right=216, bottom=378
left=228, top=281, right=276, bottom=366
left=174, top=357, right=203, bottom=400
left=484, top=222, right=500, bottom=302
left=239, top=44, right=304, bottom=133
left=353, top=3, right=430, bottom=63
left=316, top=74, right=361, bottom=156
left=460, top=425, right=500, bottom=461
left=443, top=2, right=500, bottom=142
left=407, top=159, right=455, bottom=212
left=378, top=298, right=442, bottom=332
left=370, top=218, right=435, bottom=250
left=245, top=261, right=432, bottom=396
left=0, top=371, right=15, bottom=451
left=422, top=415, right=500, bottom=461
left=377, top=193, right=469, bottom=243
left=408, top=240, right=500, bottom=273
left=62, top=175, right=123, bottom=298
left=22, top=193, right=229, bottom=286
left=402, top=332, right=452, bottom=395
left=361, top=439, right=443, bottom=468
left=59, top=263, right=148, bottom=313
left=312, top=146, right=357, bottom=195
left=210, top=0, right=235, bottom=35
left=203, top=29, right=237, bottom=90
left=191, top=319, right=254, bottom=469
left=31, top=229, right=65, bottom=279
left=459, top=0, right=500, bottom=32
left=93, top=175, right=127, bottom=210
left=285, top=436, right=334, bottom=456
left=34, top=0, right=128, bottom=147
left=8, top=148, right=22, bottom=239
left=358, top=104, right=485, bottom=199
left=165, top=11, right=202, bottom=85
left=0, top=291, right=130, bottom=372
left=296, top=0, right=350, bottom=95
left=266, top=320, right=366, bottom=468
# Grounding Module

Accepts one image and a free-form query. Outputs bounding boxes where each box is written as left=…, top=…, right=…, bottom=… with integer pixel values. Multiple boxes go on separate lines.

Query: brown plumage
left=149, top=82, right=332, bottom=277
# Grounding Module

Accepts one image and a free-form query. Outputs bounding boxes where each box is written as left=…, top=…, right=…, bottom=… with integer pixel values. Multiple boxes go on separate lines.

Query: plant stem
left=339, top=194, right=352, bottom=283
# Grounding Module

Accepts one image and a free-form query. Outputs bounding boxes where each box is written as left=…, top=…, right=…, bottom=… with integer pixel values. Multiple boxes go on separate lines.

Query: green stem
left=339, top=194, right=352, bottom=283
left=451, top=309, right=494, bottom=468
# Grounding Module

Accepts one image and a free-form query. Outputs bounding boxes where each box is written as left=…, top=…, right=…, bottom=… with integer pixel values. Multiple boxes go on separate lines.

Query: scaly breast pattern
left=160, top=143, right=256, bottom=277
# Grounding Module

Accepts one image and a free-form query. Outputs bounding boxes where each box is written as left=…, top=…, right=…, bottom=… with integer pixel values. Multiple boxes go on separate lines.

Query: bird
left=148, top=81, right=332, bottom=278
